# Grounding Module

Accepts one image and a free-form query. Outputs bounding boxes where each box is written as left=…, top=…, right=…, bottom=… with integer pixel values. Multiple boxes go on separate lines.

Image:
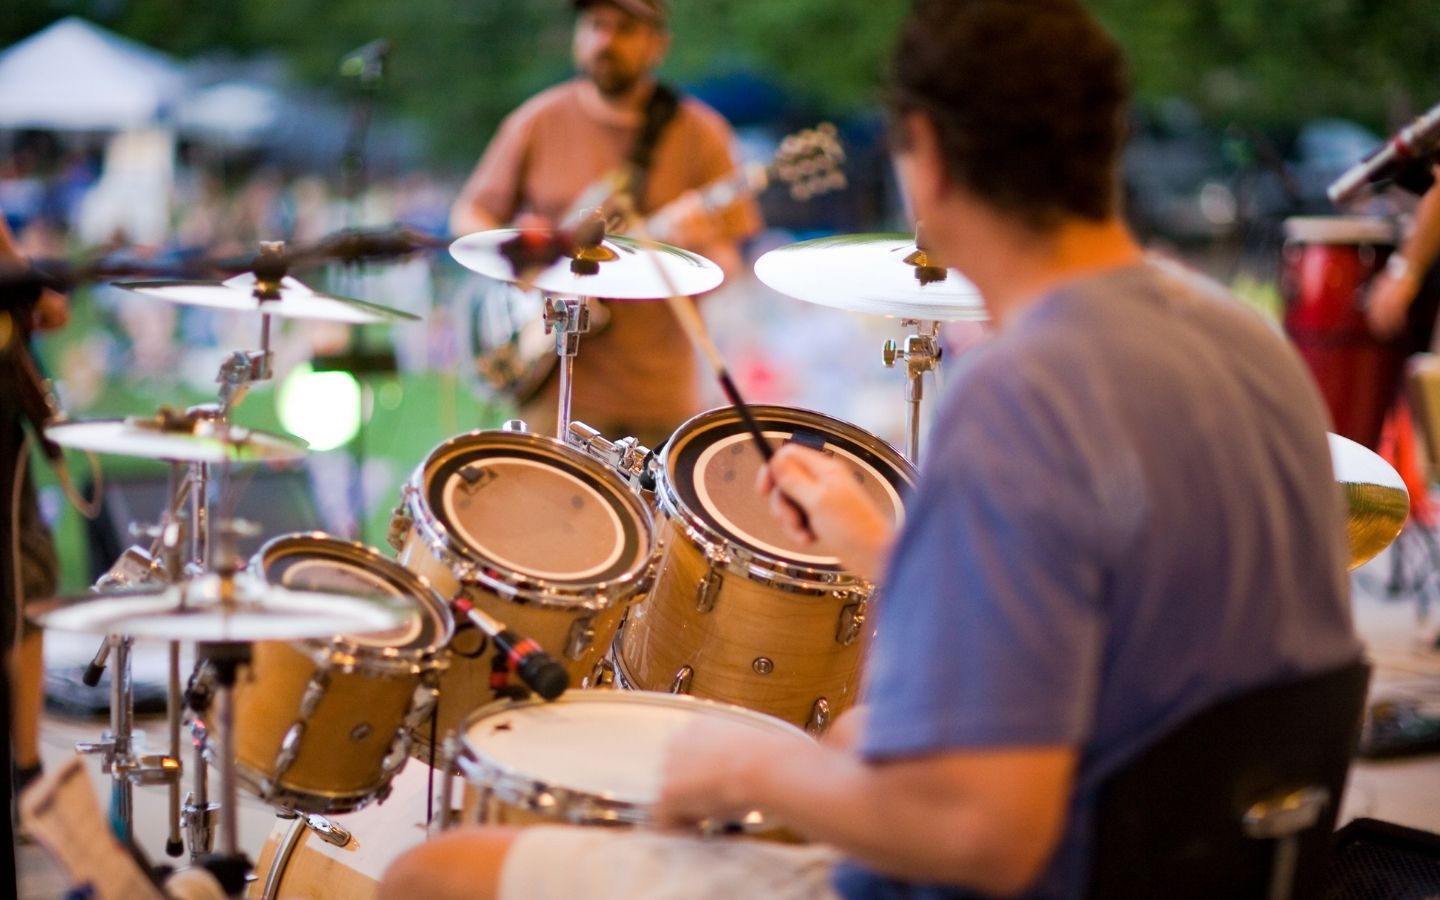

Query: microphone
left=1329, top=101, right=1440, bottom=207
left=451, top=597, right=570, bottom=701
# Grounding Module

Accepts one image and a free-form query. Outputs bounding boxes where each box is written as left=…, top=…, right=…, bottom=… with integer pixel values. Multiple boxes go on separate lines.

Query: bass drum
left=230, top=533, right=453, bottom=814
left=616, top=405, right=916, bottom=733
left=391, top=430, right=655, bottom=759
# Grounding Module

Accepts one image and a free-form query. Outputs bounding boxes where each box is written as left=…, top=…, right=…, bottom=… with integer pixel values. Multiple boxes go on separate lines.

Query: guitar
left=470, top=124, right=848, bottom=403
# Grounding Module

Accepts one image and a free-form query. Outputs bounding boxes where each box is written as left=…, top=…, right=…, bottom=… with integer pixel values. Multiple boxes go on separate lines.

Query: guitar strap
left=623, top=82, right=681, bottom=214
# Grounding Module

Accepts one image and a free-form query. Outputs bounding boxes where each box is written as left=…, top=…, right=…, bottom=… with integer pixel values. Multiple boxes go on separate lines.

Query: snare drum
left=1281, top=216, right=1439, bottom=449
left=390, top=431, right=656, bottom=757
left=616, top=405, right=916, bottom=732
left=451, top=691, right=809, bottom=830
left=230, top=533, right=453, bottom=814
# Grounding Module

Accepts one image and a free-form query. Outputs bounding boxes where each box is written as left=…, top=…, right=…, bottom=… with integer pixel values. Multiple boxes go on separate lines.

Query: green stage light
left=278, top=362, right=363, bottom=452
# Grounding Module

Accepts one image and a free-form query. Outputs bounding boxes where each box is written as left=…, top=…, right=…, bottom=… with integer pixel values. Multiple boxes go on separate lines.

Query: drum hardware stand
left=75, top=479, right=193, bottom=856
left=882, top=319, right=942, bottom=464
left=565, top=421, right=652, bottom=488
left=543, top=295, right=593, bottom=440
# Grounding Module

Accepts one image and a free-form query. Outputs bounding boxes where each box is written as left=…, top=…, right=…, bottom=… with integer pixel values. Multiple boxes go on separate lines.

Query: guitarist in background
left=1, top=208, right=67, bottom=819
left=450, top=0, right=762, bottom=448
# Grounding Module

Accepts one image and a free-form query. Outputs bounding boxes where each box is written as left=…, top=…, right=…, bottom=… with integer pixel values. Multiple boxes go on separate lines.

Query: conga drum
left=1282, top=216, right=1439, bottom=450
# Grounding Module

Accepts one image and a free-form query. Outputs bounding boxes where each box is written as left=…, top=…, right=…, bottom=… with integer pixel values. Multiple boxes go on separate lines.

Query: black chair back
left=1088, top=661, right=1371, bottom=900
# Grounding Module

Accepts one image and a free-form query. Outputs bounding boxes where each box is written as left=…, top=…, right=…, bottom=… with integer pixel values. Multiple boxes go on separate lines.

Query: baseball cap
left=572, top=0, right=669, bottom=27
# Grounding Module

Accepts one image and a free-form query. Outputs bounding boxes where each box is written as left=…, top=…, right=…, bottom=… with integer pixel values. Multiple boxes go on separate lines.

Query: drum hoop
left=455, top=691, right=809, bottom=828
left=1282, top=215, right=1398, bottom=245
left=405, top=431, right=656, bottom=610
left=253, top=532, right=454, bottom=674
left=656, top=404, right=915, bottom=588
left=231, top=757, right=399, bottom=816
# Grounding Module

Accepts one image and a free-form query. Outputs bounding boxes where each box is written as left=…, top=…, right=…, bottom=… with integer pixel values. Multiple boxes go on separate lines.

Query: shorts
left=498, top=826, right=843, bottom=900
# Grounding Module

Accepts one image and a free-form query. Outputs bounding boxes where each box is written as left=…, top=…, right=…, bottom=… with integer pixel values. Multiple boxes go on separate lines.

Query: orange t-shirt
left=457, top=79, right=762, bottom=441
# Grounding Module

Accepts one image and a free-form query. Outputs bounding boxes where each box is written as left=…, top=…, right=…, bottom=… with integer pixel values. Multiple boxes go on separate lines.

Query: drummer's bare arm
left=758, top=444, right=895, bottom=582
left=1367, top=164, right=1440, bottom=339
left=654, top=719, right=1076, bottom=896
left=378, top=826, right=520, bottom=900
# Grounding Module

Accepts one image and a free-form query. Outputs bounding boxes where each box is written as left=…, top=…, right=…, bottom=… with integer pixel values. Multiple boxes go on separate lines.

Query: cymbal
left=116, top=273, right=421, bottom=324
left=47, top=413, right=307, bottom=464
left=1330, top=432, right=1409, bottom=570
left=753, top=233, right=987, bottom=321
left=30, top=573, right=414, bottom=642
left=450, top=229, right=724, bottom=299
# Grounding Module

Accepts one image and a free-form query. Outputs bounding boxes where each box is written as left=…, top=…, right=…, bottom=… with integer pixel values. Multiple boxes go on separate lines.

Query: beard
left=582, top=53, right=642, bottom=98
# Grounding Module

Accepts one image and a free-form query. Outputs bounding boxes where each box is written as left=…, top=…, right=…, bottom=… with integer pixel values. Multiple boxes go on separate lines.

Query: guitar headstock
left=772, top=123, right=847, bottom=201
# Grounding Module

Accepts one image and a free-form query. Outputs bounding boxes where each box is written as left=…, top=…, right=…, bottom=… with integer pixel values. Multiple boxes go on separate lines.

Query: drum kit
left=23, top=207, right=1413, bottom=898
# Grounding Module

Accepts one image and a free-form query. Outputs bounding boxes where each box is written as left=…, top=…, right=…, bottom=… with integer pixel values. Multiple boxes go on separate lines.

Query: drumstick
left=616, top=204, right=813, bottom=538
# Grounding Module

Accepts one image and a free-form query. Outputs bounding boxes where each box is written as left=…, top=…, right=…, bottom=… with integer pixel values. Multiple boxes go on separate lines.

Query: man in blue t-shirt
left=380, top=2, right=1360, bottom=897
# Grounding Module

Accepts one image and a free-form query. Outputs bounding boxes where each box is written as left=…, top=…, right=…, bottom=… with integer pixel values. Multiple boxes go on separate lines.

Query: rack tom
left=616, top=405, right=915, bottom=733
left=231, top=533, right=453, bottom=814
left=390, top=430, right=655, bottom=758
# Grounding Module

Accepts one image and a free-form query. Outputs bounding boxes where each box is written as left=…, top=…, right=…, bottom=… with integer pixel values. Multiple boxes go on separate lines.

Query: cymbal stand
left=75, top=468, right=191, bottom=855
left=543, top=295, right=593, bottom=439
left=882, top=319, right=943, bottom=464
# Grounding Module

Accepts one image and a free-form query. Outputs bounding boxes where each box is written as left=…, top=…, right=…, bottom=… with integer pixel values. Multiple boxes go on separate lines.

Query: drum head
left=664, top=406, right=914, bottom=569
left=258, top=533, right=449, bottom=652
left=1283, top=216, right=1397, bottom=245
left=463, top=692, right=806, bottom=810
left=420, top=433, right=651, bottom=587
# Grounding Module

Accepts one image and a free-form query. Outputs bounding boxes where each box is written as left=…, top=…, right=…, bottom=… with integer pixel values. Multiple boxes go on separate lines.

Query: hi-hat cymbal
left=450, top=229, right=724, bottom=299
left=30, top=573, right=414, bottom=642
left=754, top=233, right=987, bottom=321
left=47, top=412, right=307, bottom=464
left=116, top=273, right=421, bottom=324
left=1330, top=432, right=1409, bottom=570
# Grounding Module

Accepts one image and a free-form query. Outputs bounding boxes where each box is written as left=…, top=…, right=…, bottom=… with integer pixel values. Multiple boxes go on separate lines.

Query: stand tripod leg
left=166, top=642, right=183, bottom=857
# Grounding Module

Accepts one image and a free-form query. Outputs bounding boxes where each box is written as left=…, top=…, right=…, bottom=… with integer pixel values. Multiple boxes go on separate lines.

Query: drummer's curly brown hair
left=887, top=0, right=1129, bottom=233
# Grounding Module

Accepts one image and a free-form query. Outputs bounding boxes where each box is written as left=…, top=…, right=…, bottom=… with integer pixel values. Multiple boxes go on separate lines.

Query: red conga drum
left=1282, top=216, right=1408, bottom=450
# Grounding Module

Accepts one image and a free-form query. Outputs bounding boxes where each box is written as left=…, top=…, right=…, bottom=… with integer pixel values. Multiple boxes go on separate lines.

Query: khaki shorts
left=499, top=827, right=842, bottom=900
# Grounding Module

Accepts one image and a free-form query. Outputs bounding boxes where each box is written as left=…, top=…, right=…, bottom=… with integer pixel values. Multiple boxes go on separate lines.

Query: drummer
left=1364, top=163, right=1440, bottom=339
left=381, top=1, right=1359, bottom=897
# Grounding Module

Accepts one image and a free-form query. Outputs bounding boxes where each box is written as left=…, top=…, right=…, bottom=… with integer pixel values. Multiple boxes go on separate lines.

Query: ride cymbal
left=1330, top=432, right=1409, bottom=570
left=47, top=412, right=307, bottom=464
left=116, top=272, right=420, bottom=324
left=450, top=228, right=724, bottom=299
left=30, top=573, right=414, bottom=643
left=754, top=233, right=986, bottom=321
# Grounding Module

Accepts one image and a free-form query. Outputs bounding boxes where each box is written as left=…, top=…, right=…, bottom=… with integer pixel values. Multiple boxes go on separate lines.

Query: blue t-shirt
left=835, top=261, right=1361, bottom=900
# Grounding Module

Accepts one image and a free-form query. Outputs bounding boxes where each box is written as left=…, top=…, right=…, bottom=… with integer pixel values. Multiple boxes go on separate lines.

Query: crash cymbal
left=450, top=228, right=724, bottom=299
left=30, top=572, right=413, bottom=642
left=1330, top=432, right=1409, bottom=570
left=116, top=272, right=420, bottom=324
left=754, top=233, right=987, bottom=321
left=47, top=411, right=307, bottom=464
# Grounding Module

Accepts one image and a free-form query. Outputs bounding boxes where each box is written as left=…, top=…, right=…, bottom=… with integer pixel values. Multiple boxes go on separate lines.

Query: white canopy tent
left=0, top=17, right=185, bottom=131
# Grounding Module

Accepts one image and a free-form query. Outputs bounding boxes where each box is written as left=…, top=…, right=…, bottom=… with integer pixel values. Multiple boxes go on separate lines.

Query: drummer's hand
left=654, top=719, right=790, bottom=830
left=821, top=705, right=868, bottom=751
left=1365, top=263, right=1421, bottom=340
left=757, top=444, right=895, bottom=583
left=513, top=212, right=554, bottom=233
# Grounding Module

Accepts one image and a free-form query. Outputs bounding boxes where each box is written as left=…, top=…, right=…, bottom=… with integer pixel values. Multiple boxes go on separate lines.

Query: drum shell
left=232, top=644, right=422, bottom=812
left=1281, top=216, right=1439, bottom=449
left=228, top=532, right=452, bottom=814
left=397, top=524, right=634, bottom=760
left=617, top=514, right=870, bottom=731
